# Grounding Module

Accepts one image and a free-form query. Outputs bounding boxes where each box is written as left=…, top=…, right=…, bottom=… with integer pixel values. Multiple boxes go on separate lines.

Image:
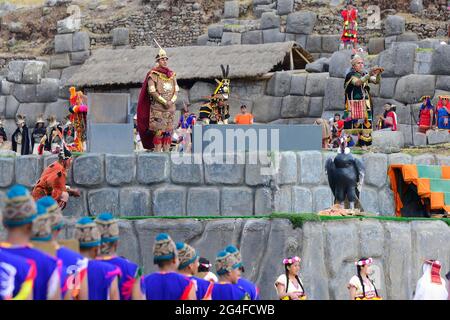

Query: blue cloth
left=211, top=283, right=249, bottom=300
left=237, top=278, right=259, bottom=300
left=87, top=260, right=121, bottom=300
left=437, top=107, right=450, bottom=129
left=98, top=256, right=140, bottom=300
left=192, top=276, right=213, bottom=300
left=143, top=272, right=193, bottom=300
left=0, top=249, right=34, bottom=300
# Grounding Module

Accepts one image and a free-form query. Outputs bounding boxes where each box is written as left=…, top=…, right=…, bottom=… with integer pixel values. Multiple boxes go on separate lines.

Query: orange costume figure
left=341, top=3, right=358, bottom=49
left=67, top=87, right=88, bottom=152
left=32, top=146, right=80, bottom=210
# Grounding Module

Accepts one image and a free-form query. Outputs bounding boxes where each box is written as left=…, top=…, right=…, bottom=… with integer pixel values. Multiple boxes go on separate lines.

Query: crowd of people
left=1, top=183, right=449, bottom=300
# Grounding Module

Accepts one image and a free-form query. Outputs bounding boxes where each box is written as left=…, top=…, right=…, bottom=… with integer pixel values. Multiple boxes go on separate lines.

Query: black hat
left=198, top=257, right=212, bottom=272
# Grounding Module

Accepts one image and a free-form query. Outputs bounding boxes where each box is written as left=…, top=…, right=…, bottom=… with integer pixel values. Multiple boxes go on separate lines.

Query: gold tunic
left=147, top=71, right=179, bottom=133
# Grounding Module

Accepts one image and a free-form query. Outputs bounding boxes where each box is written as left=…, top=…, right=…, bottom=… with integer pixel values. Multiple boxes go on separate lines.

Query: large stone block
left=0, top=158, right=14, bottom=187
left=412, top=154, right=435, bottom=165
left=360, top=186, right=379, bottom=214
left=170, top=154, right=203, bottom=184
left=328, top=50, right=352, bottom=78
left=362, top=153, right=388, bottom=188
left=413, top=132, right=427, bottom=146
left=267, top=72, right=291, bottom=97
left=70, top=51, right=90, bottom=65
left=221, top=187, right=253, bottom=216
left=389, top=153, right=412, bottom=165
left=286, top=11, right=317, bottom=34
left=305, top=57, right=329, bottom=73
left=35, top=78, right=59, bottom=103
left=276, top=151, right=297, bottom=185
left=308, top=97, right=323, bottom=117
left=384, top=15, right=405, bottom=36
left=56, top=16, right=80, bottom=34
left=394, top=75, right=435, bottom=105
left=205, top=158, right=244, bottom=185
left=136, top=153, right=169, bottom=184
left=17, top=103, right=45, bottom=127
left=435, top=155, right=450, bottom=166
left=368, top=37, right=385, bottom=55
left=22, top=61, right=46, bottom=84
left=1, top=79, right=13, bottom=95
left=60, top=65, right=80, bottom=87
left=115, top=220, right=140, bottom=266
left=224, top=0, right=239, bottom=18
left=189, top=81, right=215, bottom=103
left=208, top=24, right=224, bottom=39
left=306, top=35, right=322, bottom=53
left=241, top=30, right=263, bottom=44
left=55, top=34, right=73, bottom=53
left=273, top=186, right=292, bottom=212
left=277, top=0, right=293, bottom=15
left=378, top=43, right=417, bottom=77
left=245, top=153, right=273, bottom=186
left=359, top=220, right=384, bottom=257
left=50, top=54, right=71, bottom=69
left=5, top=96, right=19, bottom=118
left=380, top=78, right=398, bottom=99
left=321, top=35, right=340, bottom=53
left=281, top=95, right=309, bottom=118
left=105, top=154, right=135, bottom=186
left=426, top=130, right=449, bottom=145
left=436, top=76, right=450, bottom=91
left=153, top=186, right=186, bottom=216
left=187, top=187, right=220, bottom=216
left=323, top=77, right=345, bottom=111
left=305, top=73, right=327, bottom=97
left=290, top=74, right=307, bottom=96
left=63, top=189, right=86, bottom=217
left=0, top=96, right=5, bottom=117
left=119, top=188, right=151, bottom=216
left=261, top=12, right=280, bottom=29
left=44, top=99, right=69, bottom=121
left=298, top=151, right=322, bottom=185
left=430, top=45, right=450, bottom=75
left=72, top=31, right=90, bottom=52
left=378, top=187, right=395, bottom=216
left=73, top=154, right=104, bottom=186
left=88, top=188, right=119, bottom=216
left=112, top=28, right=128, bottom=47
left=12, top=84, right=36, bottom=103
left=254, top=187, right=272, bottom=215
left=197, top=34, right=208, bottom=46
left=313, top=186, right=333, bottom=211
left=221, top=32, right=241, bottom=45
left=262, top=28, right=285, bottom=43
left=252, top=96, right=282, bottom=123
left=372, top=130, right=405, bottom=151
left=397, top=32, right=419, bottom=42
left=14, top=155, right=42, bottom=187
left=7, top=61, right=27, bottom=84
left=292, top=186, right=313, bottom=213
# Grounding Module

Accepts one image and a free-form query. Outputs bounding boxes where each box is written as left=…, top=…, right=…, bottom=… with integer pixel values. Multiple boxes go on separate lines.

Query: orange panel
left=442, top=166, right=450, bottom=180
left=416, top=178, right=431, bottom=197
left=430, top=192, right=445, bottom=210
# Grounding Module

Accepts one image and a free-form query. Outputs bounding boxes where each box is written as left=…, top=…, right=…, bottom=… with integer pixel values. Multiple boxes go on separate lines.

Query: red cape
left=136, top=71, right=155, bottom=150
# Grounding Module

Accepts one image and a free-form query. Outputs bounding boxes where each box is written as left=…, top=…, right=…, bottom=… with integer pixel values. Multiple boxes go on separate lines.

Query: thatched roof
left=66, top=41, right=313, bottom=87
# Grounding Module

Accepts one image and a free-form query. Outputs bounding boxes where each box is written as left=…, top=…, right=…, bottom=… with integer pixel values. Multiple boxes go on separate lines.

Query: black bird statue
left=325, top=135, right=365, bottom=210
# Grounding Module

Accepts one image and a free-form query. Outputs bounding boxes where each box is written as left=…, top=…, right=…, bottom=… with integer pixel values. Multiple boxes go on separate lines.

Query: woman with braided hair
left=348, top=257, right=382, bottom=300
left=274, top=256, right=307, bottom=300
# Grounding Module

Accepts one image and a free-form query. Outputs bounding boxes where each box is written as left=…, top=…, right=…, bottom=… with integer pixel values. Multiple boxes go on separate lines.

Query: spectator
left=378, top=103, right=398, bottom=131
left=234, top=105, right=253, bottom=125
left=314, top=118, right=331, bottom=149
left=0, top=119, right=12, bottom=151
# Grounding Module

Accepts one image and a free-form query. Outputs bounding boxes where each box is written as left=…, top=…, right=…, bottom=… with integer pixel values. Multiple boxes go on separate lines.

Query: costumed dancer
left=343, top=54, right=383, bottom=147
left=340, top=1, right=358, bottom=50
left=31, top=115, right=47, bottom=155
left=325, top=136, right=365, bottom=210
left=136, top=43, right=179, bottom=152
left=142, top=233, right=196, bottom=300
left=0, top=118, right=12, bottom=151
left=68, top=87, right=88, bottom=152
left=74, top=217, right=121, bottom=300
left=413, top=259, right=448, bottom=300
left=274, top=256, right=307, bottom=300
left=31, top=196, right=89, bottom=300
left=225, top=245, right=259, bottom=300
left=377, top=103, right=398, bottom=131
left=95, top=213, right=144, bottom=300
left=314, top=118, right=332, bottom=149
left=41, top=115, right=63, bottom=154
left=133, top=114, right=144, bottom=151
left=0, top=248, right=36, bottom=300
left=211, top=249, right=249, bottom=300
left=32, top=146, right=81, bottom=209
left=348, top=257, right=382, bottom=300
left=0, top=185, right=61, bottom=300
left=417, top=96, right=434, bottom=133
left=177, top=103, right=196, bottom=153
left=63, top=117, right=75, bottom=146
left=176, top=242, right=214, bottom=300
left=436, top=95, right=450, bottom=130
left=11, top=114, right=30, bottom=156
left=197, top=257, right=218, bottom=282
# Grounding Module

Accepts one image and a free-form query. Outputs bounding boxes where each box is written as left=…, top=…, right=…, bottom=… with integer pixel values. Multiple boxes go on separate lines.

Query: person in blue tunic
left=142, top=233, right=196, bottom=300
left=211, top=249, right=250, bottom=300
left=74, top=217, right=120, bottom=300
left=0, top=185, right=61, bottom=300
left=225, top=245, right=259, bottom=300
left=176, top=242, right=214, bottom=300
left=95, top=212, right=144, bottom=300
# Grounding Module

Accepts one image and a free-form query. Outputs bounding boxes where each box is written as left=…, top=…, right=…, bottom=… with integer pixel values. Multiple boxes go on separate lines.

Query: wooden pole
left=294, top=48, right=311, bottom=64
left=290, top=50, right=294, bottom=70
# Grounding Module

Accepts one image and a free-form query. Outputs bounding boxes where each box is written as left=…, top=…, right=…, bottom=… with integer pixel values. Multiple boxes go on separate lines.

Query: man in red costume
left=136, top=48, right=179, bottom=152
left=341, top=2, right=358, bottom=50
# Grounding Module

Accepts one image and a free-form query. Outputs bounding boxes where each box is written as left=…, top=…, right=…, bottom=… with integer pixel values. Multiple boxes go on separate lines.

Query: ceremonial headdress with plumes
left=31, top=202, right=53, bottom=242
left=35, top=114, right=45, bottom=124
left=16, top=114, right=26, bottom=125
left=153, top=233, right=177, bottom=264
left=176, top=242, right=199, bottom=270
left=95, top=212, right=119, bottom=244
left=2, top=185, right=37, bottom=227
left=155, top=48, right=168, bottom=61
left=215, top=249, right=242, bottom=276
left=74, top=217, right=101, bottom=248
left=36, top=196, right=63, bottom=231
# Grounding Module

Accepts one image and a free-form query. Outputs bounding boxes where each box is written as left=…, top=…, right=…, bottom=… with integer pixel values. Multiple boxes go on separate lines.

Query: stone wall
left=1, top=151, right=449, bottom=217
left=2, top=217, right=446, bottom=300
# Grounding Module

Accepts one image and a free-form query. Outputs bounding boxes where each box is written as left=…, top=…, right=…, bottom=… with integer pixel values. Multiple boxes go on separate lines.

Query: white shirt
left=274, top=274, right=304, bottom=297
